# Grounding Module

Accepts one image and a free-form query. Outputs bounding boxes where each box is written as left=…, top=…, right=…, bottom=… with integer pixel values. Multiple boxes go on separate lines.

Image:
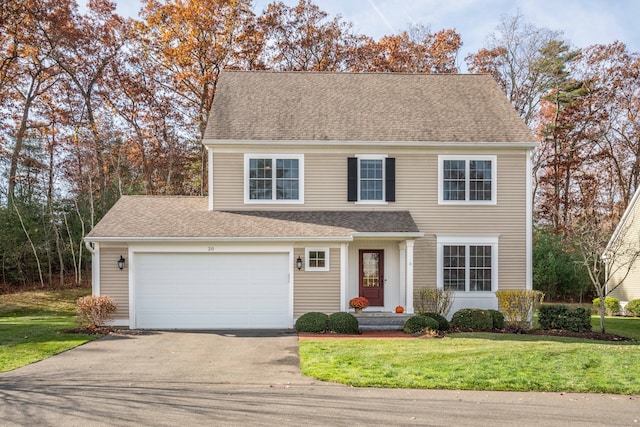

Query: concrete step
left=354, top=313, right=412, bottom=331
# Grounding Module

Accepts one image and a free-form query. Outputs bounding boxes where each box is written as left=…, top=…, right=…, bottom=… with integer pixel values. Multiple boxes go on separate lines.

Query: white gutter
left=84, top=236, right=355, bottom=243
left=203, top=139, right=540, bottom=150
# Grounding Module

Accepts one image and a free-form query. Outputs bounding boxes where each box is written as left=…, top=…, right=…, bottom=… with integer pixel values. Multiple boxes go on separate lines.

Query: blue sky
left=110, top=0, right=640, bottom=68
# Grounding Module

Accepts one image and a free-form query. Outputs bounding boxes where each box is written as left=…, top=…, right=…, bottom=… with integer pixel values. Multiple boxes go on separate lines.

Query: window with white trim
left=305, top=247, right=330, bottom=271
left=245, top=154, right=304, bottom=203
left=438, top=155, right=496, bottom=204
left=347, top=156, right=395, bottom=203
left=437, top=236, right=498, bottom=292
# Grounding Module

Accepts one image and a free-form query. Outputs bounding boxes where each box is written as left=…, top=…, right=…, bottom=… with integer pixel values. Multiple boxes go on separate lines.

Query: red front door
left=359, top=250, right=384, bottom=307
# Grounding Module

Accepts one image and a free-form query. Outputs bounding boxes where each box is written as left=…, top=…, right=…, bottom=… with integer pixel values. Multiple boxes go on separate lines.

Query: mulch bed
left=298, top=329, right=635, bottom=341
left=298, top=331, right=412, bottom=340
left=518, top=328, right=634, bottom=342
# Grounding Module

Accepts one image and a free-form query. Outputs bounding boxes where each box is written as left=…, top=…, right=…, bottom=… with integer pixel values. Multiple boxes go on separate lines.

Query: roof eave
left=203, top=139, right=539, bottom=149
left=350, top=232, right=424, bottom=239
left=85, top=236, right=354, bottom=243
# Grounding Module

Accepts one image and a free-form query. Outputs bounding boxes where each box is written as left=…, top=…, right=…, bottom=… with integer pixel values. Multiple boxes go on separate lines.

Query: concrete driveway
left=0, top=331, right=638, bottom=426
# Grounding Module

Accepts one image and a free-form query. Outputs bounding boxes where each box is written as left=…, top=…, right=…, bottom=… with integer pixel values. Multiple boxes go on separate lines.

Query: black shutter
left=385, top=157, right=396, bottom=202
left=347, top=157, right=358, bottom=201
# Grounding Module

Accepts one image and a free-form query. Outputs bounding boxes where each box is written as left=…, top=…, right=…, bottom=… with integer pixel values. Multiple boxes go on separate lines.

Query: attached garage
left=134, top=252, right=290, bottom=329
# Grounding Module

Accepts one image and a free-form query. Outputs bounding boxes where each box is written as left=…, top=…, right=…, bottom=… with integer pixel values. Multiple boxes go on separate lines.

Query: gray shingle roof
left=85, top=196, right=420, bottom=240
left=204, top=70, right=536, bottom=143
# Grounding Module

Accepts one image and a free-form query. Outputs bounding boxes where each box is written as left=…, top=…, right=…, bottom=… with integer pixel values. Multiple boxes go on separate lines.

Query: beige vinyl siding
left=293, top=247, right=341, bottom=316
left=609, top=199, right=640, bottom=302
left=213, top=148, right=528, bottom=292
left=99, top=247, right=129, bottom=319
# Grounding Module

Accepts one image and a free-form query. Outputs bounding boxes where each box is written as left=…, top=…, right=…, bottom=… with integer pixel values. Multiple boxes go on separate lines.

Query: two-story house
left=85, top=71, right=537, bottom=329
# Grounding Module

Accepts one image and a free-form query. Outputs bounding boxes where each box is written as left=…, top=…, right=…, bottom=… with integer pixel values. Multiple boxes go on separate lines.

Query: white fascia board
left=202, top=139, right=540, bottom=150
left=85, top=236, right=354, bottom=243
left=350, top=232, right=425, bottom=239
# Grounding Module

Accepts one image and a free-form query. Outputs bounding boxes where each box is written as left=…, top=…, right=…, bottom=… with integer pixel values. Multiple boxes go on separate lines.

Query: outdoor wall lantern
left=117, top=255, right=126, bottom=270
left=296, top=256, right=303, bottom=271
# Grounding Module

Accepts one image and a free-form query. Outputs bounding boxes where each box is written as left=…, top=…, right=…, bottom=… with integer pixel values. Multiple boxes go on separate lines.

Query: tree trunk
left=599, top=297, right=606, bottom=333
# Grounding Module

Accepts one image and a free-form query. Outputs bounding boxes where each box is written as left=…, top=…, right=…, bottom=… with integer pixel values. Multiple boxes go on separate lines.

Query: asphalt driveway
left=0, top=331, right=638, bottom=426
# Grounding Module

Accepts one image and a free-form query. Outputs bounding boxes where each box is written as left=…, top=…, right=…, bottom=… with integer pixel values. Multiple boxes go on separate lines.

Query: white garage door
left=134, top=252, right=290, bottom=329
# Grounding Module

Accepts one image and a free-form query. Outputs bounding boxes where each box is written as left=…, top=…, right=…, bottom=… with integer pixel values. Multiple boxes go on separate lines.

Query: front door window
left=359, top=250, right=384, bottom=306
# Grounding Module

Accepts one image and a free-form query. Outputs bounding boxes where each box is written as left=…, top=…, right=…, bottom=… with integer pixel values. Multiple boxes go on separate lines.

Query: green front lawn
left=0, top=288, right=99, bottom=372
left=592, top=316, right=640, bottom=340
left=300, top=317, right=640, bottom=394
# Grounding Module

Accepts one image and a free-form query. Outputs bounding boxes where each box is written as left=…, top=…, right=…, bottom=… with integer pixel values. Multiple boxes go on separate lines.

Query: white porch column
left=341, top=243, right=349, bottom=312
left=398, top=242, right=406, bottom=309
left=406, top=240, right=415, bottom=314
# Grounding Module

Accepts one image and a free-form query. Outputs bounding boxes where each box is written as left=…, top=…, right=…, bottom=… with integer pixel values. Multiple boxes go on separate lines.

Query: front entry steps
left=353, top=312, right=413, bottom=331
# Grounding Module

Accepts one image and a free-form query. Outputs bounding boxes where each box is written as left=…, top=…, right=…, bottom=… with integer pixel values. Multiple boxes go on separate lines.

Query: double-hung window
left=245, top=154, right=304, bottom=203
left=347, top=156, right=395, bottom=203
left=439, top=155, right=496, bottom=204
left=437, top=236, right=498, bottom=293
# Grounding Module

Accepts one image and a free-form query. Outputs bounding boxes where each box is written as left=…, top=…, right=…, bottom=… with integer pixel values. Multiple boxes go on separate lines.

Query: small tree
left=575, top=215, right=640, bottom=333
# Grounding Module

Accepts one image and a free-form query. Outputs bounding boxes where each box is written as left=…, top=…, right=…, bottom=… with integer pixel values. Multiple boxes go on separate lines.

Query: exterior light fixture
left=296, top=256, right=303, bottom=271
left=118, top=255, right=125, bottom=270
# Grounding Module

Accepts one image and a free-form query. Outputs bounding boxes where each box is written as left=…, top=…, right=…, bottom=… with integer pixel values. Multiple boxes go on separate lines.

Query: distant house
left=605, top=187, right=640, bottom=308
left=84, top=71, right=537, bottom=329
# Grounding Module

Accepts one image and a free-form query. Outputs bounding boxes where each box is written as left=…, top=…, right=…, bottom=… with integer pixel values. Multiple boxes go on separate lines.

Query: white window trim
left=244, top=154, right=304, bottom=204
left=305, top=247, right=330, bottom=272
left=355, top=154, right=388, bottom=205
left=436, top=235, right=499, bottom=293
left=438, top=155, right=497, bottom=205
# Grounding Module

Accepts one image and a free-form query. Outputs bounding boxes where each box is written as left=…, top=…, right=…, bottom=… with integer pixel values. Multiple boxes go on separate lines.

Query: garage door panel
left=135, top=253, right=290, bottom=329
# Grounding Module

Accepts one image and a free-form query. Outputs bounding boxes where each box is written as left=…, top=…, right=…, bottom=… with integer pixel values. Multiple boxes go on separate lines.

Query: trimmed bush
left=487, top=309, right=505, bottom=330
left=593, top=297, right=621, bottom=316
left=450, top=309, right=493, bottom=331
left=496, top=290, right=544, bottom=328
left=422, top=312, right=450, bottom=331
left=328, top=312, right=359, bottom=334
left=403, top=315, right=439, bottom=334
left=76, top=296, right=116, bottom=327
left=414, top=288, right=454, bottom=317
left=538, top=304, right=592, bottom=332
left=625, top=299, right=640, bottom=317
left=295, top=312, right=329, bottom=333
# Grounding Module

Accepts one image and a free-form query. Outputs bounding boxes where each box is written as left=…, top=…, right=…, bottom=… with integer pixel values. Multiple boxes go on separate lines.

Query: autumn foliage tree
left=1, top=0, right=639, bottom=296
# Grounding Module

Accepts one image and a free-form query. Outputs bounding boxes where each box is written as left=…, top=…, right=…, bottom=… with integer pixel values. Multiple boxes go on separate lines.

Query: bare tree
left=574, top=213, right=640, bottom=333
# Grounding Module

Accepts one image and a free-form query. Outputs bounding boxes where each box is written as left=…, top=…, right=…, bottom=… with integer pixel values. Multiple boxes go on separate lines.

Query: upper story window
left=245, top=154, right=304, bottom=203
left=347, top=156, right=395, bottom=203
left=437, top=236, right=498, bottom=293
left=438, top=155, right=497, bottom=204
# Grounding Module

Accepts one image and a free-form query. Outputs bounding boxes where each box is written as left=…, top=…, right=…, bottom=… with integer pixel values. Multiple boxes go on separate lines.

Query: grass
left=592, top=315, right=640, bottom=340
left=0, top=288, right=100, bottom=372
left=300, top=316, right=640, bottom=394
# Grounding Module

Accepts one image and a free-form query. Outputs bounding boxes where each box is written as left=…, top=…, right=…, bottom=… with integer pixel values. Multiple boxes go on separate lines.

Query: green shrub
left=403, top=315, right=439, bottom=334
left=295, top=312, right=329, bottom=333
left=593, top=297, right=621, bottom=316
left=450, top=309, right=493, bottom=331
left=625, top=299, right=640, bottom=317
left=487, top=309, right=505, bottom=330
left=538, top=304, right=592, bottom=332
left=422, top=312, right=450, bottom=331
left=327, top=312, right=359, bottom=334
left=76, top=296, right=116, bottom=327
